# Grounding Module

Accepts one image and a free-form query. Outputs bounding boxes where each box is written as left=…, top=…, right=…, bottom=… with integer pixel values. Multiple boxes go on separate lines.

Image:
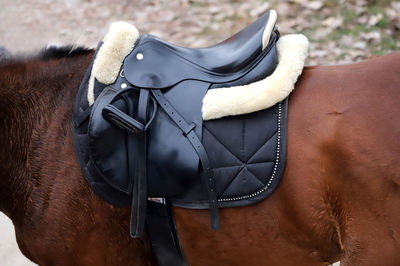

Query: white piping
left=262, top=9, right=277, bottom=50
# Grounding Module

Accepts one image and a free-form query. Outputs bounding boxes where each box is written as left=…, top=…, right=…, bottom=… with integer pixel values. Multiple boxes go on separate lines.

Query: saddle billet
left=73, top=10, right=288, bottom=265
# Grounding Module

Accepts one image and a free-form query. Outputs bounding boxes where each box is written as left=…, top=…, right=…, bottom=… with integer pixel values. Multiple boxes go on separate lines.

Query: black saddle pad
left=172, top=99, right=287, bottom=208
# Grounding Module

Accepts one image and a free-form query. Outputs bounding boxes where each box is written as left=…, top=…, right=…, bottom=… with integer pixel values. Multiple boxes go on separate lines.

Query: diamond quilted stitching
left=202, top=104, right=282, bottom=200
left=203, top=126, right=242, bottom=168
left=241, top=113, right=277, bottom=161
left=220, top=167, right=265, bottom=198
left=246, top=162, right=274, bottom=184
left=247, top=131, right=277, bottom=164
left=203, top=120, right=247, bottom=161
left=212, top=165, right=243, bottom=197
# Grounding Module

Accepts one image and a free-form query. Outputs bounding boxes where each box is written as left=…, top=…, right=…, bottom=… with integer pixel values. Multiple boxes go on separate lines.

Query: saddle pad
left=171, top=99, right=287, bottom=208
left=74, top=72, right=287, bottom=209
left=202, top=34, right=308, bottom=120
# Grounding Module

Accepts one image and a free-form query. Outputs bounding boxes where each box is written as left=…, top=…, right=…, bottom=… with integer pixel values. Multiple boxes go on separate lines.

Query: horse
left=0, top=45, right=399, bottom=265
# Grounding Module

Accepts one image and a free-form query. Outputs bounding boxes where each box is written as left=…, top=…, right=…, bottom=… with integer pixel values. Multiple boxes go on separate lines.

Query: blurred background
left=0, top=0, right=399, bottom=265
left=0, top=0, right=399, bottom=65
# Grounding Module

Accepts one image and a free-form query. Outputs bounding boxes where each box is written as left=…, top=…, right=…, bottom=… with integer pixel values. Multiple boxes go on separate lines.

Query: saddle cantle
left=73, top=11, right=308, bottom=263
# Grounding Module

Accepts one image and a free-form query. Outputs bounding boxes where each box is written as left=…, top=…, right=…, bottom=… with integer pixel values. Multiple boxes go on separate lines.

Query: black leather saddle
left=123, top=10, right=276, bottom=89
left=73, top=10, right=287, bottom=244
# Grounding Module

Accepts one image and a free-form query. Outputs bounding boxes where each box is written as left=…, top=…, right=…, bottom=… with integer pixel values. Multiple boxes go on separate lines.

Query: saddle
left=73, top=9, right=307, bottom=265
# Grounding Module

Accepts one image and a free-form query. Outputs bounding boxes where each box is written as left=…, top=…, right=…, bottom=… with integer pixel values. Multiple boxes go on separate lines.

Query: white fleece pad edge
left=202, top=34, right=309, bottom=120
left=87, top=21, right=139, bottom=106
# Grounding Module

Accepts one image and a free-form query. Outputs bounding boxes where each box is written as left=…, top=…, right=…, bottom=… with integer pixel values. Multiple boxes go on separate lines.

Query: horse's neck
left=0, top=55, right=92, bottom=220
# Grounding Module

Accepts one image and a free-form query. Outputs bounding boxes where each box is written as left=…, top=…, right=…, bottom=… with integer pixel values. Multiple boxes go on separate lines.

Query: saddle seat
left=139, top=10, right=276, bottom=74
left=123, top=10, right=278, bottom=89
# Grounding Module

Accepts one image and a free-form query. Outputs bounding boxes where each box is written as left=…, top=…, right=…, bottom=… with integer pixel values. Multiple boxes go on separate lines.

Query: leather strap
left=103, top=104, right=145, bottom=134
left=151, top=90, right=220, bottom=230
left=146, top=200, right=188, bottom=266
left=102, top=88, right=158, bottom=135
left=130, top=89, right=150, bottom=237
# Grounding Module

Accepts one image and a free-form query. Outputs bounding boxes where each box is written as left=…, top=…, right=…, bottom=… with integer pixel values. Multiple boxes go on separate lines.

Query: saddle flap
left=86, top=81, right=209, bottom=197
left=88, top=86, right=137, bottom=193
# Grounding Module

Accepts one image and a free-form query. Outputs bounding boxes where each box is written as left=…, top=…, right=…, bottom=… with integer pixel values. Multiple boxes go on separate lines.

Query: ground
left=0, top=0, right=398, bottom=265
left=0, top=213, right=36, bottom=265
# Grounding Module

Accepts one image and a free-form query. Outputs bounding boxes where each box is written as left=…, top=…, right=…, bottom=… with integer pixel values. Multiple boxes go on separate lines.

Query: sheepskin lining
left=87, top=21, right=139, bottom=106
left=202, top=34, right=309, bottom=120
left=87, top=11, right=278, bottom=106
left=86, top=15, right=308, bottom=120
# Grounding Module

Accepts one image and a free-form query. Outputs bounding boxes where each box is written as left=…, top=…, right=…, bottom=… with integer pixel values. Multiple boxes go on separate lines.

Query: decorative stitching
left=203, top=120, right=277, bottom=166
left=203, top=126, right=243, bottom=163
left=246, top=130, right=278, bottom=164
left=219, top=166, right=265, bottom=198
left=241, top=118, right=246, bottom=157
left=246, top=162, right=274, bottom=184
left=217, top=102, right=282, bottom=202
left=203, top=110, right=278, bottom=198
left=216, top=166, right=246, bottom=199
left=211, top=161, right=274, bottom=170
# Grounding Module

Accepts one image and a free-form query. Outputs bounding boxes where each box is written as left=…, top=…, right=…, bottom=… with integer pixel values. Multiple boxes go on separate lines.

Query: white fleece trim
left=87, top=21, right=139, bottom=106
left=262, top=9, right=277, bottom=50
left=202, top=34, right=309, bottom=120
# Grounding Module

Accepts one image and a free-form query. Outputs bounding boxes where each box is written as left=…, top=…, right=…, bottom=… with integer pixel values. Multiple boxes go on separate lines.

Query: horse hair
left=36, top=45, right=93, bottom=61
left=0, top=45, right=93, bottom=65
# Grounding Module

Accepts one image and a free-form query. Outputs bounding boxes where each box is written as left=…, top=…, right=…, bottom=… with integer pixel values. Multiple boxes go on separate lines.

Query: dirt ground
left=0, top=0, right=398, bottom=265
left=0, top=0, right=399, bottom=64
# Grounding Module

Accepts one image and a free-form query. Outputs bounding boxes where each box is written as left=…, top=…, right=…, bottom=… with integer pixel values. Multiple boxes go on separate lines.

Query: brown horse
left=0, top=46, right=399, bottom=266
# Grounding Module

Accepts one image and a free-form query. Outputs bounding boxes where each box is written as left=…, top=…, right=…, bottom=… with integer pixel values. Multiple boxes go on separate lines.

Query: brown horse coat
left=0, top=51, right=399, bottom=265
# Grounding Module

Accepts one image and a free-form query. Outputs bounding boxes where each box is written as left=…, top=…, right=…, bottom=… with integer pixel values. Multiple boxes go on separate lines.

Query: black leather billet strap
left=130, top=89, right=150, bottom=238
left=151, top=89, right=220, bottom=231
left=146, top=200, right=188, bottom=266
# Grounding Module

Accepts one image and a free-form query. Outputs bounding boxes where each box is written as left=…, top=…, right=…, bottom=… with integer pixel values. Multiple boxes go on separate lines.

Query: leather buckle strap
left=182, top=122, right=196, bottom=136
left=99, top=86, right=157, bottom=237
left=151, top=89, right=220, bottom=231
left=130, top=88, right=150, bottom=238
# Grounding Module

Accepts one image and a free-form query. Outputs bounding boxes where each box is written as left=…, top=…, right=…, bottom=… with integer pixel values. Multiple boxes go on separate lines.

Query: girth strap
left=130, top=89, right=150, bottom=237
left=151, top=90, right=220, bottom=231
left=146, top=200, right=188, bottom=266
